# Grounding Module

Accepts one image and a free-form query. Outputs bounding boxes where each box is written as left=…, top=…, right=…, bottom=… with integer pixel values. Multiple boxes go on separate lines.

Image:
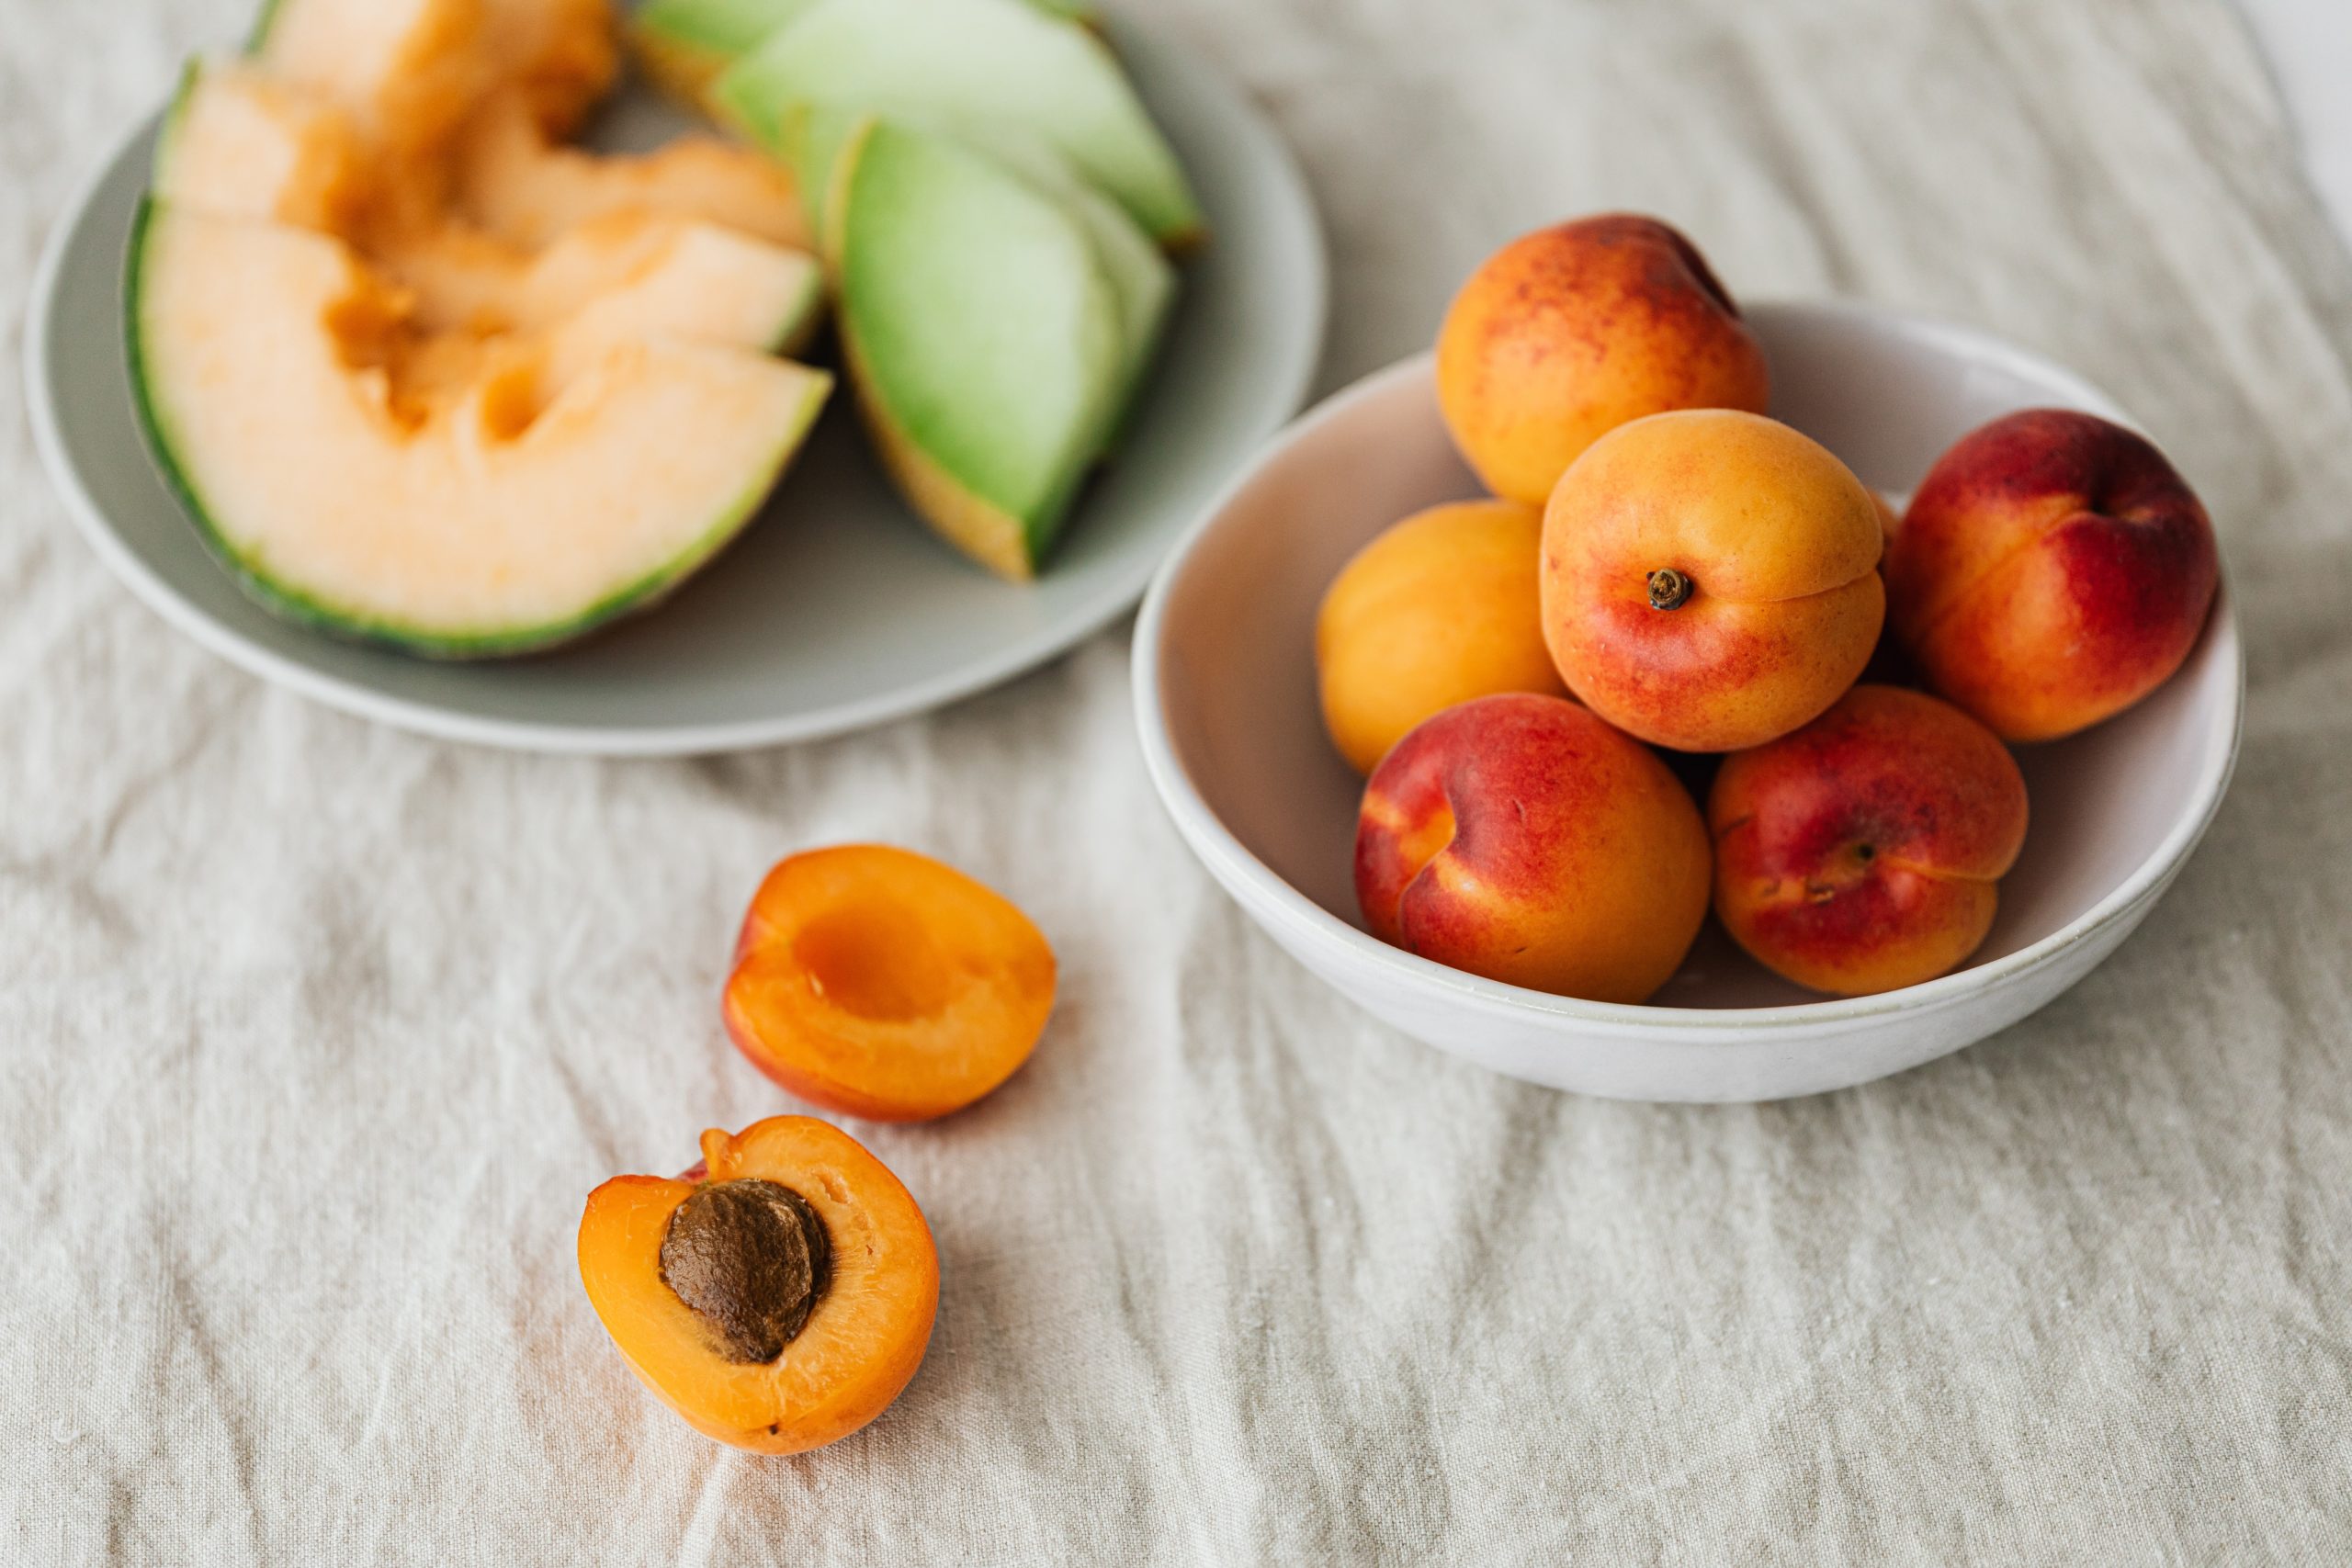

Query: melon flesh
left=132, top=207, right=831, bottom=653
left=252, top=0, right=489, bottom=160
left=831, top=118, right=1123, bottom=579
left=713, top=0, right=1199, bottom=244
left=153, top=60, right=365, bottom=232
left=452, top=93, right=810, bottom=250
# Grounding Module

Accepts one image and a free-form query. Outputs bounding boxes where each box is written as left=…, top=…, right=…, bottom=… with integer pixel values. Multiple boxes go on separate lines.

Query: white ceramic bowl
left=1134, top=301, right=2242, bottom=1102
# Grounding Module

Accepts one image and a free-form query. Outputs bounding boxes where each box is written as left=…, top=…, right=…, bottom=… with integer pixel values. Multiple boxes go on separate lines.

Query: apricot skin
left=1709, top=685, right=2028, bottom=997
left=1316, top=500, right=1566, bottom=774
left=1885, top=409, right=2219, bottom=742
left=725, top=846, right=1056, bottom=1122
left=1541, top=409, right=1886, bottom=753
left=1435, top=214, right=1770, bottom=505
left=578, top=1117, right=939, bottom=1456
left=1355, top=693, right=1711, bottom=1004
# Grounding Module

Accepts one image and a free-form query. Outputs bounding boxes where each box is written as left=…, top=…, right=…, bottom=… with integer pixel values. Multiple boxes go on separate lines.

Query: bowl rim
left=1133, top=301, right=2246, bottom=1036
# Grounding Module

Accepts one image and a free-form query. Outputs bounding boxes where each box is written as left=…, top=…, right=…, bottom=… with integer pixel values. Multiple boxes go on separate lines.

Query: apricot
left=725, top=846, right=1055, bottom=1122
left=1710, top=685, right=2029, bottom=997
left=1355, top=693, right=1710, bottom=1003
left=1315, top=499, right=1567, bottom=774
left=1885, top=408, right=2220, bottom=742
left=578, top=1115, right=940, bottom=1454
left=1435, top=213, right=1770, bottom=504
left=1541, top=409, right=1886, bottom=752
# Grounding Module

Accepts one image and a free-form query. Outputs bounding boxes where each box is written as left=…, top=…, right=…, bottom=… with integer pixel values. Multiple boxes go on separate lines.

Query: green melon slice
left=130, top=205, right=832, bottom=655
left=711, top=0, right=1199, bottom=246
left=828, top=118, right=1123, bottom=579
left=786, top=107, right=1170, bottom=444
left=632, top=0, right=1098, bottom=103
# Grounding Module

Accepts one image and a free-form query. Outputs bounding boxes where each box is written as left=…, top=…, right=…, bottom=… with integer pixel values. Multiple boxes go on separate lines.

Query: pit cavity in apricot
left=724, top=845, right=1056, bottom=1122
left=578, top=1116, right=939, bottom=1454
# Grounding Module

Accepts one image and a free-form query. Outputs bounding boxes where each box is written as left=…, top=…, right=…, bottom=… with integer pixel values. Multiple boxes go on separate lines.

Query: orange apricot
left=578, top=1115, right=940, bottom=1454
left=1435, top=214, right=1770, bottom=504
left=1355, top=693, right=1711, bottom=1003
left=1541, top=410, right=1886, bottom=752
left=1710, top=685, right=2029, bottom=996
left=1315, top=498, right=1566, bottom=773
left=724, top=845, right=1056, bottom=1122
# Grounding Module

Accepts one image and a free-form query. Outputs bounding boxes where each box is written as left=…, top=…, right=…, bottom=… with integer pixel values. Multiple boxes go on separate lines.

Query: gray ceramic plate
left=26, top=22, right=1325, bottom=755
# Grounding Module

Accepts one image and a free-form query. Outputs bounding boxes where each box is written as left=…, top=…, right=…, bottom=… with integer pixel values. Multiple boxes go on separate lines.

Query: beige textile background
left=6, top=0, right=2352, bottom=1562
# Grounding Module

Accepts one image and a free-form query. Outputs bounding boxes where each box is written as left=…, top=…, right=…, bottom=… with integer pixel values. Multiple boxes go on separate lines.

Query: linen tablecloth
left=6, top=0, right=2351, bottom=1561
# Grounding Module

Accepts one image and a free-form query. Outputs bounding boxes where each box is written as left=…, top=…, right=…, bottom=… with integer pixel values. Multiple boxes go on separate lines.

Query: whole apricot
left=1710, top=685, right=2029, bottom=997
left=1316, top=499, right=1566, bottom=774
left=1541, top=409, right=1885, bottom=752
left=1355, top=693, right=1710, bottom=1003
left=1886, top=408, right=2219, bottom=741
left=1435, top=213, right=1770, bottom=504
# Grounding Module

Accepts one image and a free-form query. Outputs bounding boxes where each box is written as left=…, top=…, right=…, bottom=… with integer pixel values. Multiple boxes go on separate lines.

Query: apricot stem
left=1646, top=568, right=1692, bottom=611
left=660, top=1179, right=832, bottom=1363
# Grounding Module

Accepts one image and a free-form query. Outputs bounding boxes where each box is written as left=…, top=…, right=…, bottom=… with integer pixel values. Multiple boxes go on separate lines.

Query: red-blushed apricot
left=1355, top=693, right=1710, bottom=1003
left=1315, top=499, right=1567, bottom=773
left=578, top=1116, right=940, bottom=1455
left=1435, top=214, right=1770, bottom=504
left=1709, top=685, right=2029, bottom=997
left=1886, top=408, right=2220, bottom=742
left=724, top=846, right=1055, bottom=1122
left=1541, top=409, right=1886, bottom=752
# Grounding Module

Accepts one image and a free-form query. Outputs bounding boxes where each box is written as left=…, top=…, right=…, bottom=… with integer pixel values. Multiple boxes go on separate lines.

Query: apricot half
left=579, top=1116, right=940, bottom=1454
left=724, top=845, right=1056, bottom=1122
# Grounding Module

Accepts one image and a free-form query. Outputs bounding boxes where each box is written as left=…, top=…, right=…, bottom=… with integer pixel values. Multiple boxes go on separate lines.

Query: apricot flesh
left=1541, top=409, right=1886, bottom=752
left=1886, top=408, right=2219, bottom=741
left=1435, top=213, right=1770, bottom=504
left=1355, top=693, right=1711, bottom=1003
left=1710, top=685, right=2029, bottom=996
left=1315, top=499, right=1566, bottom=774
left=725, top=845, right=1056, bottom=1122
left=579, top=1116, right=939, bottom=1455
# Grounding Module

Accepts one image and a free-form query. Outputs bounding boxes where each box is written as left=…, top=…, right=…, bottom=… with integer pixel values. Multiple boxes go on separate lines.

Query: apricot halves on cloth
left=725, top=845, right=1056, bottom=1122
left=579, top=1116, right=940, bottom=1454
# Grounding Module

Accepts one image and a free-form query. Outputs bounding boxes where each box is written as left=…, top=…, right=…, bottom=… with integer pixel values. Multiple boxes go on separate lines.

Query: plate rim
left=1131, top=317, right=2247, bottom=1035
left=25, top=23, right=1328, bottom=757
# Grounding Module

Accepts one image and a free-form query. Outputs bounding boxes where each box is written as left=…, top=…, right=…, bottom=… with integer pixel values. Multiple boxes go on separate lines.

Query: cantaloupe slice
left=130, top=206, right=831, bottom=654
left=252, top=0, right=618, bottom=142
left=153, top=60, right=367, bottom=232
left=451, top=92, right=810, bottom=251
left=711, top=0, right=1199, bottom=246
left=826, top=118, right=1123, bottom=580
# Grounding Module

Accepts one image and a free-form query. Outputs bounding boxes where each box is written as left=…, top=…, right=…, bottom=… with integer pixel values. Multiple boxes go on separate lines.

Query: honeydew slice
left=711, top=0, right=1199, bottom=245
left=631, top=0, right=1097, bottom=103
left=130, top=206, right=832, bottom=654
left=828, top=118, right=1124, bottom=579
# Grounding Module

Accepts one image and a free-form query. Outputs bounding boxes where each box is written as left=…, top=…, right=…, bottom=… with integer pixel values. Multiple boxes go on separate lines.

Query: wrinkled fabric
left=6, top=0, right=2352, bottom=1562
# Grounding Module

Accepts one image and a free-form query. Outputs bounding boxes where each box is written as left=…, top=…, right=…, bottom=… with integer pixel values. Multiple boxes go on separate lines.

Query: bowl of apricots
left=1136, top=213, right=2242, bottom=1102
